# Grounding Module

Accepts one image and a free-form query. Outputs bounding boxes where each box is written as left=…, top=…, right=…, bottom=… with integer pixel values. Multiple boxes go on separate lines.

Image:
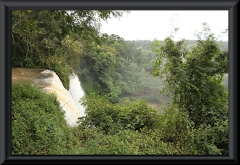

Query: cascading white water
left=41, top=70, right=86, bottom=127
left=68, top=73, right=86, bottom=117
left=12, top=68, right=86, bottom=127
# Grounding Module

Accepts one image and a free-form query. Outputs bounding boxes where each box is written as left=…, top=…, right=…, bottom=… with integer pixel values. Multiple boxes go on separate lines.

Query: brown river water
left=12, top=67, right=86, bottom=127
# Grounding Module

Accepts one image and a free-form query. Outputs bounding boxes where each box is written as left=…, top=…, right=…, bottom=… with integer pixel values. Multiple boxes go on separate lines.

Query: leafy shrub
left=11, top=82, right=82, bottom=154
left=77, top=127, right=180, bottom=155
left=157, top=104, right=228, bottom=155
left=12, top=82, right=228, bottom=155
left=78, top=93, right=161, bottom=133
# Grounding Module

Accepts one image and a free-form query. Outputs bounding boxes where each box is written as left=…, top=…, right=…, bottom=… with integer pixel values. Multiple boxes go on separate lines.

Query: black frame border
left=0, top=0, right=239, bottom=164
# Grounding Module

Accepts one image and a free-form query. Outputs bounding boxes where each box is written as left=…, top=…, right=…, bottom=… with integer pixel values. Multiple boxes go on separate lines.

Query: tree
left=151, top=23, right=229, bottom=155
left=12, top=10, right=127, bottom=88
left=151, top=23, right=228, bottom=127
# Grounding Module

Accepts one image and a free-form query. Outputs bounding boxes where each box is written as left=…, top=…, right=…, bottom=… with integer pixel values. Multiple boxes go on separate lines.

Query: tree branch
left=12, top=10, right=40, bottom=30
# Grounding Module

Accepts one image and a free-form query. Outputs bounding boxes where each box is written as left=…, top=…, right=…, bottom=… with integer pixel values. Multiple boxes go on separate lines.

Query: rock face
left=12, top=68, right=86, bottom=127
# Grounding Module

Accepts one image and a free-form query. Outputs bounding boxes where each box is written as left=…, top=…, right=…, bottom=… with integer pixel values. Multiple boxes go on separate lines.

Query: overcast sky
left=100, top=10, right=228, bottom=41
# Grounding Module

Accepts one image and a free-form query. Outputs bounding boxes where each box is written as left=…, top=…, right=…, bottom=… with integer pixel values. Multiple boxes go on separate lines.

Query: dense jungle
left=11, top=10, right=228, bottom=155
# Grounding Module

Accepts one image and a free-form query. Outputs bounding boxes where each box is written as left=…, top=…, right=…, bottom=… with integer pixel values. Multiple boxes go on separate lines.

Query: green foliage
left=11, top=12, right=229, bottom=155
left=80, top=78, right=104, bottom=96
left=78, top=93, right=161, bottom=133
left=12, top=82, right=227, bottom=155
left=78, top=33, right=165, bottom=104
left=151, top=24, right=228, bottom=154
left=76, top=127, right=180, bottom=155
left=151, top=24, right=228, bottom=127
left=77, top=95, right=227, bottom=155
left=11, top=82, right=83, bottom=154
left=12, top=10, right=127, bottom=89
left=158, top=105, right=228, bottom=155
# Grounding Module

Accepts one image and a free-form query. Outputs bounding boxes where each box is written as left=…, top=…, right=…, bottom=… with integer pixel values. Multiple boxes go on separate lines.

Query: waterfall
left=41, top=70, right=86, bottom=126
left=12, top=68, right=86, bottom=127
left=68, top=73, right=86, bottom=117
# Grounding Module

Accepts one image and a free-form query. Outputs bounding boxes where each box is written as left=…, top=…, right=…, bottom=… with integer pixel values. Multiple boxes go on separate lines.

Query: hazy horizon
left=100, top=10, right=228, bottom=42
